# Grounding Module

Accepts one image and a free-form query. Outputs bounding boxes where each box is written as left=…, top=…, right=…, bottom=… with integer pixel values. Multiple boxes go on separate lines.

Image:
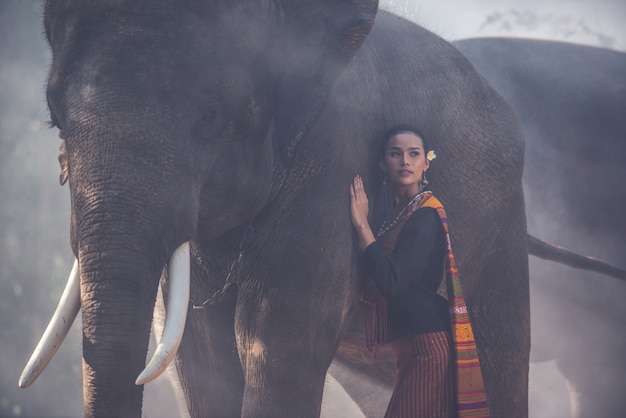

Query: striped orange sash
left=420, top=195, right=490, bottom=417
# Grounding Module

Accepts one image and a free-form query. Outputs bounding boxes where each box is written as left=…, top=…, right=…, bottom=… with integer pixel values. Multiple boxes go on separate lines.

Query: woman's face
left=380, top=132, right=429, bottom=192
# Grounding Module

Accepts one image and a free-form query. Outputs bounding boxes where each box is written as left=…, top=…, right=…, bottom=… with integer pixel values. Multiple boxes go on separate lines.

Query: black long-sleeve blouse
left=362, top=207, right=450, bottom=341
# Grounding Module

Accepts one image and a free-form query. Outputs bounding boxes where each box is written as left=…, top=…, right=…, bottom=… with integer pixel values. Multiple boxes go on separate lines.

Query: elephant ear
left=269, top=0, right=378, bottom=163
left=58, top=139, right=69, bottom=186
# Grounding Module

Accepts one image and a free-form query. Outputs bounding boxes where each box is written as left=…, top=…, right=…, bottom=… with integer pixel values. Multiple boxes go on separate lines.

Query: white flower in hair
left=427, top=150, right=437, bottom=161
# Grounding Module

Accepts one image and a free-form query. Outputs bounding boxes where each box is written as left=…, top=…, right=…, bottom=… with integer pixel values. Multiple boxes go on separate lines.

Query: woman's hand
left=350, top=175, right=375, bottom=250
left=350, top=175, right=369, bottom=228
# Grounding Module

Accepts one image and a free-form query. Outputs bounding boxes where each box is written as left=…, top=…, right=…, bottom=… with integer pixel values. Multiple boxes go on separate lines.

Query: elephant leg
left=175, top=296, right=244, bottom=417
left=171, top=246, right=245, bottom=418
left=235, top=281, right=345, bottom=417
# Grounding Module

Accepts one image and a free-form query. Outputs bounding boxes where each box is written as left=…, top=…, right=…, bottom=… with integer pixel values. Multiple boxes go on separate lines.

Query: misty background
left=1, top=0, right=624, bottom=417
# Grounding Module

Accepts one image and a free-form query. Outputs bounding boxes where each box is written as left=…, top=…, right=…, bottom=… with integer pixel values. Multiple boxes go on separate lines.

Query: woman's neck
left=393, top=184, right=423, bottom=207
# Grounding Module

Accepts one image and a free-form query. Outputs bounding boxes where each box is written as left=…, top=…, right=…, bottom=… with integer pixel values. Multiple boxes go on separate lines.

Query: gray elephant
left=455, top=38, right=626, bottom=418
left=19, top=2, right=530, bottom=417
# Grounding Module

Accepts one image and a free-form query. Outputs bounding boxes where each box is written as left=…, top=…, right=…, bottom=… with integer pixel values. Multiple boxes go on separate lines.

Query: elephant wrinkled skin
left=22, top=2, right=529, bottom=417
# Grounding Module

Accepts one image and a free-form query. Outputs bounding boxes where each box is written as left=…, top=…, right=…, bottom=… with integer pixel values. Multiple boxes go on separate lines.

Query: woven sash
left=420, top=196, right=490, bottom=417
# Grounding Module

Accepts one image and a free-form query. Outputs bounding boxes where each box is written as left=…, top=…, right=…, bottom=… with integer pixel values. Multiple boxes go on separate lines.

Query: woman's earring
left=421, top=172, right=429, bottom=188
left=382, top=174, right=388, bottom=186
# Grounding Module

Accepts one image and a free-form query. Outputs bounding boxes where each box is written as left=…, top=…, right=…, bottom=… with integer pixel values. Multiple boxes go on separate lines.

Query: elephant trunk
left=19, top=122, right=197, bottom=417
left=78, top=241, right=189, bottom=418
left=72, top=136, right=196, bottom=417
left=78, top=239, right=163, bottom=417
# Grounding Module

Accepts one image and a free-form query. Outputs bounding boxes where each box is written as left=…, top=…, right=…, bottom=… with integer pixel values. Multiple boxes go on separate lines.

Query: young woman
left=349, top=125, right=489, bottom=418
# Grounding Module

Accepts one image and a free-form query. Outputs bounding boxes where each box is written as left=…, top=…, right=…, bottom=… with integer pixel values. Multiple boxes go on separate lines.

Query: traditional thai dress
left=362, top=192, right=489, bottom=418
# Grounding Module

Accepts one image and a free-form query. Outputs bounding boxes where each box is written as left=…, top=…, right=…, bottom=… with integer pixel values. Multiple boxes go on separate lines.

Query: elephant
left=19, top=2, right=531, bottom=417
left=454, top=38, right=626, bottom=418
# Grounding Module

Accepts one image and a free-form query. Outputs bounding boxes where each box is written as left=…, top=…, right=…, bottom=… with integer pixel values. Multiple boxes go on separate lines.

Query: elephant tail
left=527, top=234, right=626, bottom=281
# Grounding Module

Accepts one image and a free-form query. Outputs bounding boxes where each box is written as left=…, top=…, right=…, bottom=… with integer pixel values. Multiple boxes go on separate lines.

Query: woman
left=349, top=125, right=489, bottom=418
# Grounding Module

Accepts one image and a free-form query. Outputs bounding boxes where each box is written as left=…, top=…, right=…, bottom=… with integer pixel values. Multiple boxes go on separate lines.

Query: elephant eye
left=194, top=102, right=227, bottom=142
left=47, top=112, right=65, bottom=140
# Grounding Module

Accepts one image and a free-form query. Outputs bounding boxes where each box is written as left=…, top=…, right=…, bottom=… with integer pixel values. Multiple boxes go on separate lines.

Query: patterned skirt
left=384, top=331, right=456, bottom=418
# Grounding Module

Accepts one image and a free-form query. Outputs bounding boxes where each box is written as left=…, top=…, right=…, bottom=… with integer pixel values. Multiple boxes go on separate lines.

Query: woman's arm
left=362, top=209, right=443, bottom=298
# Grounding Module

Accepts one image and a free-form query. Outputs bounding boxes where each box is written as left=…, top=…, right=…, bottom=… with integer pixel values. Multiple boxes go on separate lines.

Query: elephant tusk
left=136, top=241, right=190, bottom=385
left=18, top=259, right=80, bottom=388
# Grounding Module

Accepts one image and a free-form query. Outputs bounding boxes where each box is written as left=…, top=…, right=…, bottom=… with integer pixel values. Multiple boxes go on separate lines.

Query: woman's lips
left=398, top=169, right=413, bottom=176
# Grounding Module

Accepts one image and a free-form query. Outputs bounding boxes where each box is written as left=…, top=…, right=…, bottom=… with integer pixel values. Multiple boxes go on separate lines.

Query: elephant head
left=20, top=0, right=378, bottom=416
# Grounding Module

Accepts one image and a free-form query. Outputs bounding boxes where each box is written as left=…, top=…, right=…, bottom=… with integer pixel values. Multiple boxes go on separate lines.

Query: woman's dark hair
left=380, top=124, right=429, bottom=157
left=371, top=124, right=430, bottom=233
